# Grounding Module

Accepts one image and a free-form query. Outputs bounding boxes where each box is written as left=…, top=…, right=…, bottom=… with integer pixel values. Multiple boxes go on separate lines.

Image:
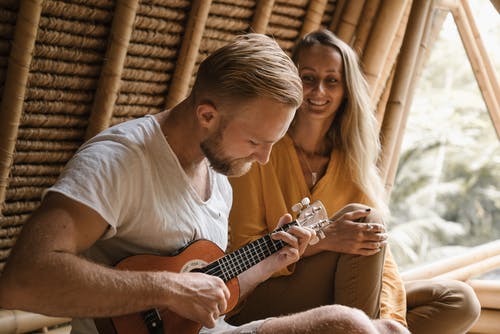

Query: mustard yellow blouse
left=229, top=134, right=407, bottom=326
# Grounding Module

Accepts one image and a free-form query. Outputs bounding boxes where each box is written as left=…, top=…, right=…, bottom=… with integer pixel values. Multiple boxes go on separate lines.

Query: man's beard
left=200, top=129, right=253, bottom=177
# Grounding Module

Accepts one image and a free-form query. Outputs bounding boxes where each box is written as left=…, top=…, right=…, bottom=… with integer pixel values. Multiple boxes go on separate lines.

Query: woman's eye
left=301, top=75, right=314, bottom=83
left=248, top=140, right=258, bottom=146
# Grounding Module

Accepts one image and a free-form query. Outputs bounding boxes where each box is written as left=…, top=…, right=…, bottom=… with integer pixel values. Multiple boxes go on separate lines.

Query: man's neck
left=155, top=100, right=212, bottom=201
left=156, top=99, right=206, bottom=174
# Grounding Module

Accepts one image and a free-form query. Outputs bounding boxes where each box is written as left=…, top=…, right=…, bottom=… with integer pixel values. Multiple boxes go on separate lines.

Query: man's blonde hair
left=192, top=34, right=302, bottom=110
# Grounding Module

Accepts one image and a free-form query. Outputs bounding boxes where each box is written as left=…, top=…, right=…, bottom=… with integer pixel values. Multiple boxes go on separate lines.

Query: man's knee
left=315, top=305, right=379, bottom=333
left=373, top=319, right=411, bottom=334
left=317, top=305, right=408, bottom=334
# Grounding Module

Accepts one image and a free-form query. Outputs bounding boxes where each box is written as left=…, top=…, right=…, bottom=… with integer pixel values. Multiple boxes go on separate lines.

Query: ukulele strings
left=203, top=224, right=293, bottom=280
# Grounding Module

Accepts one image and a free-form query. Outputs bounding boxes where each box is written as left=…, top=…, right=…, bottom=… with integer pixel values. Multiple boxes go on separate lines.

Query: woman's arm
left=303, top=204, right=388, bottom=257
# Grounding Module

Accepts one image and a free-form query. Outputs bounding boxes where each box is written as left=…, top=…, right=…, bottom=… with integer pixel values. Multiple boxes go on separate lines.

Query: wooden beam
left=435, top=254, right=500, bottom=281
left=85, top=0, right=139, bottom=140
left=329, top=0, right=346, bottom=32
left=335, top=0, right=366, bottom=44
left=300, top=0, right=328, bottom=39
left=165, top=0, right=212, bottom=109
left=378, top=0, right=431, bottom=182
left=469, top=309, right=500, bottom=334
left=250, top=0, right=275, bottom=34
left=491, top=0, right=500, bottom=13
left=353, top=0, right=381, bottom=55
left=385, top=6, right=448, bottom=196
left=361, top=0, right=409, bottom=91
left=447, top=1, right=500, bottom=139
left=0, top=0, right=43, bottom=217
left=468, top=280, right=500, bottom=309
left=401, top=240, right=500, bottom=281
left=371, top=1, right=411, bottom=108
left=459, top=0, right=500, bottom=138
left=0, top=309, right=69, bottom=334
left=375, top=66, right=395, bottom=134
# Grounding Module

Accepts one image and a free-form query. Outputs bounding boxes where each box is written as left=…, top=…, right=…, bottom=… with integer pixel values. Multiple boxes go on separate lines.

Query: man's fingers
left=276, top=213, right=293, bottom=228
left=271, top=230, right=299, bottom=248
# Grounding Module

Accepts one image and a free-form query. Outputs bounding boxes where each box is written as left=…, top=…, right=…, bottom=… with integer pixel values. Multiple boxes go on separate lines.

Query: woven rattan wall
left=0, top=0, right=423, bottom=274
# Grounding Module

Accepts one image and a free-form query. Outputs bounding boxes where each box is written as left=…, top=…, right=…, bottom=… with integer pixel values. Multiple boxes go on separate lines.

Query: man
left=0, top=34, right=408, bottom=334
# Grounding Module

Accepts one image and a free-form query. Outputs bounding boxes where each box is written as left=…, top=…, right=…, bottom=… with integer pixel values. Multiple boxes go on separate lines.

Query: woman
left=227, top=29, right=480, bottom=334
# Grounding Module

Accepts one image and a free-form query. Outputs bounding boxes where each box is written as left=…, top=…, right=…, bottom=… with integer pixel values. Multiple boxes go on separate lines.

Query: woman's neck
left=288, top=121, right=332, bottom=157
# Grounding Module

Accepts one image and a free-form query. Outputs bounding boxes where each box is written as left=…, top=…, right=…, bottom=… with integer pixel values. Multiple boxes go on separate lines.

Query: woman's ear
left=196, top=102, right=219, bottom=129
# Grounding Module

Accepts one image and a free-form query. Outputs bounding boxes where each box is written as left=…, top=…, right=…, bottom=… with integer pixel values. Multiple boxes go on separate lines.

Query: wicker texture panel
left=268, top=0, right=308, bottom=52
left=190, top=0, right=256, bottom=94
left=0, top=0, right=113, bottom=269
left=112, top=1, right=190, bottom=124
left=0, top=3, right=17, bottom=96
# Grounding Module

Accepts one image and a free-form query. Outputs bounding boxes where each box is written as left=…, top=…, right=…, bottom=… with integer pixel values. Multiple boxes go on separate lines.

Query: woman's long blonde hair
left=292, top=29, right=389, bottom=217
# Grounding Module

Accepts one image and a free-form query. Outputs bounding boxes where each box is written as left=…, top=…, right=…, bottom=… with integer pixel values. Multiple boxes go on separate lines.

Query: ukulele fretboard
left=199, top=221, right=298, bottom=281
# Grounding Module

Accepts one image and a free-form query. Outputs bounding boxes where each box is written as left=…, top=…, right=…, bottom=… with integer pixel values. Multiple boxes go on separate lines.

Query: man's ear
left=196, top=102, right=219, bottom=129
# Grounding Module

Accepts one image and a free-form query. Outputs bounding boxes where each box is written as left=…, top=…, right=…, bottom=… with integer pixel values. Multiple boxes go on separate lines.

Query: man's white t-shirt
left=45, top=115, right=232, bottom=333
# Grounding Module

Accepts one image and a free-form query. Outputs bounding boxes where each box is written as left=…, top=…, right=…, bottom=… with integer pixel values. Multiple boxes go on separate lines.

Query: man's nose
left=253, top=144, right=273, bottom=165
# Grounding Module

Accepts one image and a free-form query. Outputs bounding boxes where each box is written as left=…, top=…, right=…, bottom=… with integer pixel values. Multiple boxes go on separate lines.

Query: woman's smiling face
left=296, top=44, right=346, bottom=122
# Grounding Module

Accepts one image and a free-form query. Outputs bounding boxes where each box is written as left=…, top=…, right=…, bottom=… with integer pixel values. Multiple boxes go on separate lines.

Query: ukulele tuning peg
left=291, top=202, right=303, bottom=213
left=292, top=197, right=311, bottom=214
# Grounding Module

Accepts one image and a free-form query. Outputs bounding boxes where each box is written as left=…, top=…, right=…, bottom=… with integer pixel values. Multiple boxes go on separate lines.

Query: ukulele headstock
left=292, top=197, right=331, bottom=243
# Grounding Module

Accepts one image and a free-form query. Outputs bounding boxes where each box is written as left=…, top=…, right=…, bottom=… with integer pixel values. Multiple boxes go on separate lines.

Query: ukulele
left=96, top=198, right=331, bottom=334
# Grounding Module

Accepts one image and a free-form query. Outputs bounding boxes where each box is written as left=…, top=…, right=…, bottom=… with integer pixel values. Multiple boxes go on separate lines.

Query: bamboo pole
left=250, top=0, right=275, bottom=34
left=459, top=0, right=500, bottom=138
left=449, top=1, right=500, bottom=139
left=460, top=0, right=500, bottom=97
left=335, top=0, right=365, bottom=45
left=299, top=0, right=328, bottom=39
left=0, top=309, right=70, bottom=334
left=353, top=0, right=381, bottom=55
left=434, top=254, right=500, bottom=281
left=329, top=0, right=346, bottom=32
left=361, top=0, right=409, bottom=91
left=468, top=280, right=500, bottom=309
left=165, top=0, right=212, bottom=109
left=469, top=309, right=500, bottom=334
left=385, top=7, right=448, bottom=196
left=491, top=0, right=500, bottom=13
left=46, top=326, right=71, bottom=334
left=401, top=240, right=500, bottom=281
left=375, top=66, right=395, bottom=132
left=378, top=0, right=431, bottom=182
left=84, top=0, right=139, bottom=140
left=371, top=1, right=411, bottom=108
left=0, top=0, right=42, bottom=218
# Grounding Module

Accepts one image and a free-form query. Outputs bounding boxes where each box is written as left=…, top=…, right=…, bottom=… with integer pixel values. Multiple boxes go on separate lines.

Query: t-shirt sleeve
left=44, top=140, right=140, bottom=238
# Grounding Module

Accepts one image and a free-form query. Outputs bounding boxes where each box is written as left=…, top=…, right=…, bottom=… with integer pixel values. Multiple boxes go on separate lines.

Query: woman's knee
left=449, top=280, right=481, bottom=324
left=406, top=279, right=481, bottom=333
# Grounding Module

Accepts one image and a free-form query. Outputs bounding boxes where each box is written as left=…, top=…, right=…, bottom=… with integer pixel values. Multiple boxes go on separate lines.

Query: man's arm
left=236, top=214, right=314, bottom=300
left=0, top=192, right=228, bottom=328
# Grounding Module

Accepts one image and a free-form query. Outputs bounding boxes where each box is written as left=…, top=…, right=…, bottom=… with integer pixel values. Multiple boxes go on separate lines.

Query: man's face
left=201, top=97, right=296, bottom=177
